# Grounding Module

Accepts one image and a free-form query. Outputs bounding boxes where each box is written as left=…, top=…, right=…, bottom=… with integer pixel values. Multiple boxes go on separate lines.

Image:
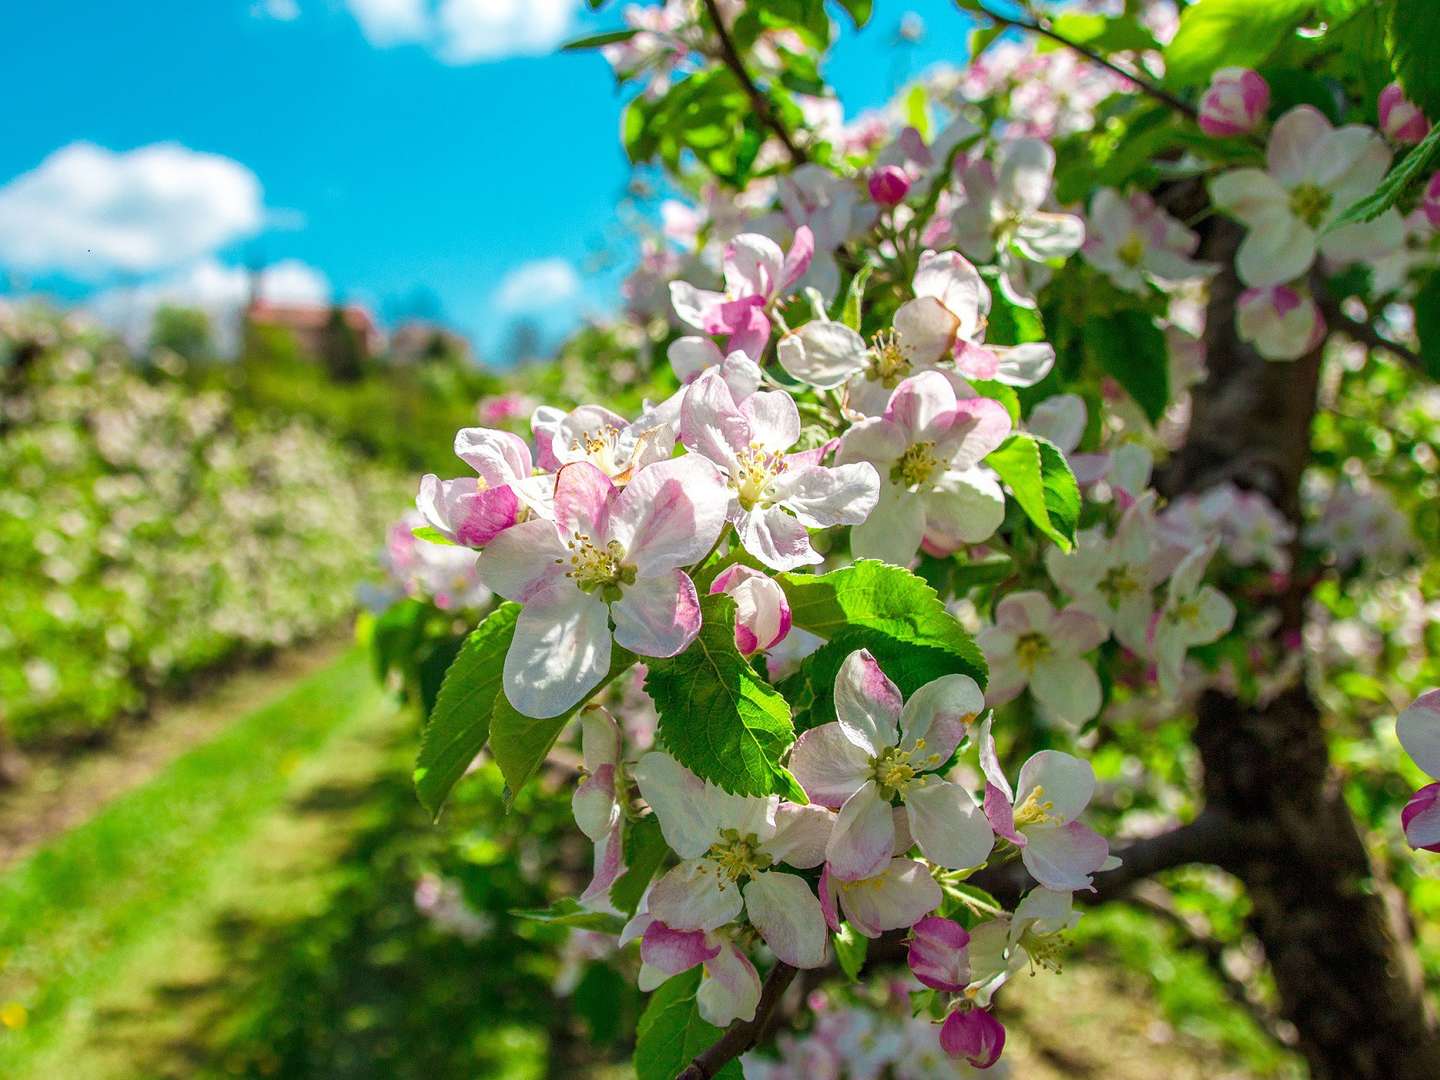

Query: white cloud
left=343, top=0, right=577, bottom=63
left=346, top=0, right=430, bottom=45
left=253, top=0, right=300, bottom=20
left=492, top=257, right=580, bottom=314
left=0, top=143, right=264, bottom=279
left=436, top=0, right=576, bottom=63
left=88, top=258, right=330, bottom=353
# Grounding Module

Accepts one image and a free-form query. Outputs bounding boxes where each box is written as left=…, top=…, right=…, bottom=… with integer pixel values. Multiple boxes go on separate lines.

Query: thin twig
left=974, top=2, right=1200, bottom=124
left=700, top=0, right=807, bottom=165
left=677, top=961, right=799, bottom=1080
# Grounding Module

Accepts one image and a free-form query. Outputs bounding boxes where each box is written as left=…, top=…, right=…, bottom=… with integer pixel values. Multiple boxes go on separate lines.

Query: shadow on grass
left=84, top=731, right=594, bottom=1080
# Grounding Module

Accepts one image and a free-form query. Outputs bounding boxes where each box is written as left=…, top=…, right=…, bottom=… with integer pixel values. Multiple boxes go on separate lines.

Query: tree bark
left=1160, top=218, right=1440, bottom=1078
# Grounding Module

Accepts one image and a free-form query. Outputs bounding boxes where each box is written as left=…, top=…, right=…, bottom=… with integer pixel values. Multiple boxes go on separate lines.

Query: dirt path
left=0, top=634, right=352, bottom=870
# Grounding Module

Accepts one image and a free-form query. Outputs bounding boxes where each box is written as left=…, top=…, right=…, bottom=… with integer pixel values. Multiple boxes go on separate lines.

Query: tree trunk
left=1161, top=219, right=1440, bottom=1078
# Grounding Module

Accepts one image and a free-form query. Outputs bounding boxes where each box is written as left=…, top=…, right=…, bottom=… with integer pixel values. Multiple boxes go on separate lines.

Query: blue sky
left=0, top=1, right=980, bottom=358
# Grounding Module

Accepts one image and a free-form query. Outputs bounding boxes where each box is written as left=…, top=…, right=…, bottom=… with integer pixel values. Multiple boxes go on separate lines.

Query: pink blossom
left=938, top=1007, right=1005, bottom=1069
left=978, top=717, right=1113, bottom=891
left=709, top=564, right=791, bottom=654
left=383, top=511, right=491, bottom=610
left=478, top=456, right=729, bottom=718
left=789, top=649, right=993, bottom=880
left=670, top=228, right=814, bottom=359
left=1083, top=188, right=1215, bottom=293
left=907, top=916, right=970, bottom=991
left=1198, top=68, right=1269, bottom=138
left=1379, top=83, right=1430, bottom=145
left=868, top=165, right=911, bottom=207
left=680, top=370, right=879, bottom=571
left=837, top=371, right=1010, bottom=563
left=531, top=403, right=675, bottom=482
left=1149, top=540, right=1236, bottom=697
left=1424, top=173, right=1440, bottom=230
left=416, top=427, right=533, bottom=548
left=1397, top=691, right=1440, bottom=851
left=630, top=918, right=763, bottom=1026
left=819, top=858, right=943, bottom=939
left=573, top=708, right=629, bottom=912
left=979, top=591, right=1108, bottom=730
left=1236, top=285, right=1326, bottom=362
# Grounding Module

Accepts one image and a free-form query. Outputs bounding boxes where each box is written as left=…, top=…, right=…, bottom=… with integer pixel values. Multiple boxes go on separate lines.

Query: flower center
left=1097, top=564, right=1139, bottom=604
left=1288, top=182, right=1333, bottom=229
left=563, top=534, right=635, bottom=599
left=1169, top=597, right=1202, bottom=626
left=1117, top=231, right=1145, bottom=268
left=892, top=441, right=941, bottom=488
left=733, top=443, right=786, bottom=510
left=707, top=828, right=772, bottom=882
left=1012, top=784, right=1057, bottom=828
left=868, top=330, right=912, bottom=386
left=1014, top=631, right=1050, bottom=672
left=869, top=740, right=942, bottom=800
left=1022, top=929, right=1067, bottom=973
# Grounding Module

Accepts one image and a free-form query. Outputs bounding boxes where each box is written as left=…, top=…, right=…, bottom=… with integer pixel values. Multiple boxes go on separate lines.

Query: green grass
left=0, top=646, right=394, bottom=1072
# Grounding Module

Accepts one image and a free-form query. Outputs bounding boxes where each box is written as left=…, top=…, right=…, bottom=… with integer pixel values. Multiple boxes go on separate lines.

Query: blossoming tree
left=379, top=1, right=1440, bottom=1076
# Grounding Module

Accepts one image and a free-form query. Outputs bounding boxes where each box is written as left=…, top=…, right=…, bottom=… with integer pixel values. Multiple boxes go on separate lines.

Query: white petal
left=997, top=139, right=1056, bottom=214
left=502, top=583, right=611, bottom=718
left=649, top=859, right=745, bottom=932
left=633, top=751, right=718, bottom=859
left=1398, top=691, right=1440, bottom=780
left=834, top=649, right=903, bottom=753
left=696, top=941, right=761, bottom=1026
left=1015, top=750, right=1095, bottom=825
left=744, top=872, right=829, bottom=968
left=905, top=780, right=995, bottom=870
left=770, top=462, right=880, bottom=529
left=826, top=782, right=896, bottom=881
left=777, top=321, right=869, bottom=389
left=764, top=802, right=836, bottom=868
left=1030, top=655, right=1102, bottom=729
left=476, top=518, right=569, bottom=602
left=787, top=722, right=872, bottom=808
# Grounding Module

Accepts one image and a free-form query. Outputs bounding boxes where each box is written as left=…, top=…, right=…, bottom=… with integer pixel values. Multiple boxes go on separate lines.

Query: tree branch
left=1315, top=295, right=1425, bottom=372
left=700, top=0, right=807, bottom=166
left=677, top=961, right=798, bottom=1080
left=973, top=3, right=1200, bottom=124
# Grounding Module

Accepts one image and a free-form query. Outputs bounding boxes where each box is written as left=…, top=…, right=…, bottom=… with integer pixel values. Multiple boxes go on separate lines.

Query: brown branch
left=677, top=961, right=798, bottom=1080
left=700, top=0, right=807, bottom=165
left=973, top=3, right=1200, bottom=124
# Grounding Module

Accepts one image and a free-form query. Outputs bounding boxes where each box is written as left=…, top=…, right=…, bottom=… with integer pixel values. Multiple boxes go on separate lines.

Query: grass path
left=0, top=646, right=403, bottom=1076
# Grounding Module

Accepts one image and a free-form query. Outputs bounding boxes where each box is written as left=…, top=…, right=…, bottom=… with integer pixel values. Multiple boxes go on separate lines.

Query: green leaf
left=833, top=923, right=868, bottom=981
left=1416, top=272, right=1440, bottom=380
left=903, top=84, right=932, bottom=143
left=967, top=379, right=1020, bottom=425
left=985, top=434, right=1081, bottom=551
left=489, top=645, right=637, bottom=805
left=1083, top=309, right=1170, bottom=423
left=1327, top=123, right=1440, bottom=232
left=414, top=603, right=520, bottom=818
left=644, top=594, right=803, bottom=799
left=1387, top=0, right=1440, bottom=118
left=1039, top=12, right=1159, bottom=55
left=509, top=897, right=626, bottom=935
left=1164, top=0, right=1310, bottom=88
left=839, top=264, right=872, bottom=331
left=635, top=969, right=741, bottom=1080
left=410, top=525, right=457, bottom=546
left=950, top=553, right=1015, bottom=592
left=611, top=815, right=670, bottom=917
left=561, top=28, right=639, bottom=51
left=834, top=0, right=872, bottom=28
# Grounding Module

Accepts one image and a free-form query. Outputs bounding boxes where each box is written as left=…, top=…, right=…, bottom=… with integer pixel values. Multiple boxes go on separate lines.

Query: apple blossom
left=978, top=717, right=1112, bottom=892
left=1394, top=691, right=1440, bottom=852
left=671, top=228, right=814, bottom=358
left=819, top=857, right=944, bottom=939
left=950, top=140, right=1085, bottom=306
left=1236, top=285, right=1326, bottom=361
left=1379, top=83, right=1429, bottom=145
left=836, top=371, right=1010, bottom=564
left=979, top=591, right=1109, bottom=730
left=1209, top=105, right=1404, bottom=287
left=788, top=649, right=993, bottom=880
left=384, top=512, right=491, bottom=611
left=532, top=402, right=676, bottom=482
left=666, top=336, right=763, bottom=394
left=1082, top=188, right=1214, bottom=294
left=766, top=166, right=873, bottom=298
left=573, top=707, right=628, bottom=912
left=632, top=751, right=833, bottom=968
left=1150, top=540, right=1237, bottom=697
left=478, top=456, right=728, bottom=717
left=709, top=564, right=791, bottom=654
left=938, top=1007, right=1005, bottom=1069
left=680, top=369, right=880, bottom=571
left=1197, top=67, right=1270, bottom=138
left=907, top=916, right=971, bottom=992
left=416, top=427, right=535, bottom=548
left=630, top=918, right=763, bottom=1026
left=1424, top=173, right=1440, bottom=230
left=869, top=165, right=911, bottom=207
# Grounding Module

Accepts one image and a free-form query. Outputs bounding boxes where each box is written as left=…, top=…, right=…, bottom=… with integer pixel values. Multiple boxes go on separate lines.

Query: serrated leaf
left=1163, top=0, right=1310, bottom=88
left=414, top=603, right=519, bottom=818
left=985, top=434, right=1080, bottom=551
left=635, top=969, right=741, bottom=1080
left=611, top=814, right=670, bottom=917
left=644, top=594, right=801, bottom=799
left=778, top=561, right=988, bottom=681
left=1327, top=123, right=1440, bottom=232
left=1083, top=309, right=1170, bottom=423
left=510, top=897, right=627, bottom=935
left=489, top=645, right=637, bottom=805
left=834, top=923, right=868, bottom=981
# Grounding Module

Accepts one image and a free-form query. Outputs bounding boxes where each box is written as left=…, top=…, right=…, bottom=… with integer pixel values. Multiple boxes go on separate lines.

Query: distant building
left=388, top=321, right=476, bottom=366
left=245, top=299, right=384, bottom=359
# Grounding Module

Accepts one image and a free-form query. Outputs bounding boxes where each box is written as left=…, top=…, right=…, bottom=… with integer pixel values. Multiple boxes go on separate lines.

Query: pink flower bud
left=907, top=916, right=971, bottom=991
left=1423, top=173, right=1440, bottom=230
left=1198, top=68, right=1270, bottom=138
left=939, top=1007, right=1006, bottom=1069
left=1403, top=783, right=1440, bottom=853
left=1236, top=285, right=1325, bottom=362
left=709, top=564, right=791, bottom=654
left=868, top=164, right=911, bottom=207
left=1379, top=83, right=1430, bottom=145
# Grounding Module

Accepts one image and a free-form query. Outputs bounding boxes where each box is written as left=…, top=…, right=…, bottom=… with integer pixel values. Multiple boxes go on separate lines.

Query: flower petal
left=787, top=722, right=872, bottom=809
left=905, top=780, right=995, bottom=871
left=744, top=871, right=829, bottom=968
left=1020, top=821, right=1111, bottom=892
left=649, top=859, right=745, bottom=932
left=696, top=940, right=762, bottom=1027
left=834, top=649, right=903, bottom=753
left=1398, top=690, right=1440, bottom=780
left=777, top=320, right=868, bottom=389
left=640, top=920, right=720, bottom=980
left=826, top=782, right=897, bottom=881
left=614, top=455, right=730, bottom=573
left=1030, top=655, right=1102, bottom=729
left=633, top=751, right=717, bottom=859
left=476, top=518, right=569, bottom=602
left=737, top=504, right=821, bottom=571
left=836, top=857, right=942, bottom=937
left=908, top=916, right=971, bottom=991
left=899, top=674, right=984, bottom=762
left=453, top=426, right=532, bottom=485
left=764, top=803, right=836, bottom=868
left=1015, top=749, right=1095, bottom=825
left=502, top=583, right=611, bottom=718
left=769, top=461, right=881, bottom=529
